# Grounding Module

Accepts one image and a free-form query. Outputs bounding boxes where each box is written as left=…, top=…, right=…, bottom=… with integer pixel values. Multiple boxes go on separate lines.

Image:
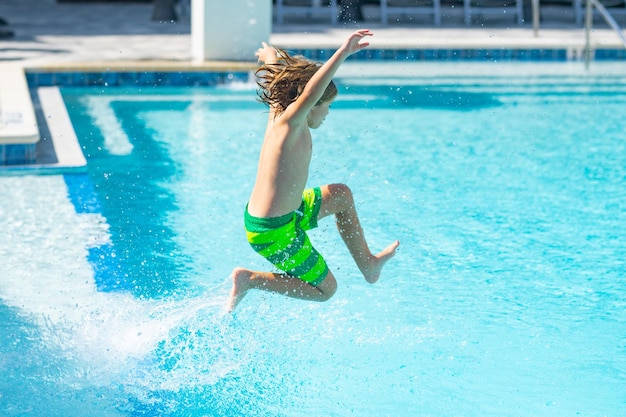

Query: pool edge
left=0, top=85, right=87, bottom=175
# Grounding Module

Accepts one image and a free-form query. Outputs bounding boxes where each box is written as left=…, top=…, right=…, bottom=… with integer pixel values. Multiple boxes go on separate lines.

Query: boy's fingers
left=352, top=29, right=373, bottom=41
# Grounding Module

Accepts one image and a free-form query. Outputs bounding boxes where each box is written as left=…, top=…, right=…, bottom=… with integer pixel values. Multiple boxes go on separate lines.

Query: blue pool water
left=1, top=66, right=626, bottom=416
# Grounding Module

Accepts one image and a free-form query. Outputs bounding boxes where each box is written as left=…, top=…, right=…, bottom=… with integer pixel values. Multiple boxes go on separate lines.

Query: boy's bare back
left=247, top=107, right=314, bottom=219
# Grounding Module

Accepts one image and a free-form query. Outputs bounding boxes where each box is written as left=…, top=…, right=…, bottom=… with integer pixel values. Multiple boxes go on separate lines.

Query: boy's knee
left=331, top=183, right=352, bottom=196
left=317, top=272, right=337, bottom=301
left=329, top=183, right=354, bottom=205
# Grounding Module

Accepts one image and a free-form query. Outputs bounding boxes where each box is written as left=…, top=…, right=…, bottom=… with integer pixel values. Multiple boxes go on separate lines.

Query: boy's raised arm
left=286, top=30, right=373, bottom=121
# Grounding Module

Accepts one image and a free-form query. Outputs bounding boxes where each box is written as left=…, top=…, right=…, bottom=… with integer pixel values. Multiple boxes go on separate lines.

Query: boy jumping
left=228, top=30, right=399, bottom=311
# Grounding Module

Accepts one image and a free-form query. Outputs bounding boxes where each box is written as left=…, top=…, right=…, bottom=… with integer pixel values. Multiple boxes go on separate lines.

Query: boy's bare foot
left=362, top=240, right=400, bottom=284
left=227, top=267, right=253, bottom=312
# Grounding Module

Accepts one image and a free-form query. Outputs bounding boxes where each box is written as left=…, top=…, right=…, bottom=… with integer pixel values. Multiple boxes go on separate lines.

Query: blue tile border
left=293, top=47, right=624, bottom=62
left=27, top=71, right=251, bottom=87
left=595, top=48, right=626, bottom=60
left=0, top=144, right=36, bottom=165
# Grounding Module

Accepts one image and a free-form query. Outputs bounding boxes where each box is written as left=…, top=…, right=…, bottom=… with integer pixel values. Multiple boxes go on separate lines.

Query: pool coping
left=0, top=65, right=39, bottom=146
left=0, top=86, right=87, bottom=174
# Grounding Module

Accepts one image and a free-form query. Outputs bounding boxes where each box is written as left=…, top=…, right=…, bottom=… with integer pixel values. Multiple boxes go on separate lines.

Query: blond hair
left=256, top=49, right=338, bottom=116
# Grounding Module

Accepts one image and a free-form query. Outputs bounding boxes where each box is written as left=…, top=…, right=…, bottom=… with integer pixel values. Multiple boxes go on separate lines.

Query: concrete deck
left=1, top=0, right=625, bottom=70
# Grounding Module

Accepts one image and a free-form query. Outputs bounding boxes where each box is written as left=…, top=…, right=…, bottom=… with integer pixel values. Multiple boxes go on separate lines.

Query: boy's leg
left=228, top=268, right=337, bottom=312
left=317, top=183, right=399, bottom=283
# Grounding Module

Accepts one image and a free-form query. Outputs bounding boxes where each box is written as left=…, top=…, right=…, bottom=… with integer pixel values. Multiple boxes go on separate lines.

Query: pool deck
left=1, top=0, right=626, bottom=71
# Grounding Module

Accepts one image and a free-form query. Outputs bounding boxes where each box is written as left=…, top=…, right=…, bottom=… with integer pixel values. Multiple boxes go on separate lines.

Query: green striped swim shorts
left=244, top=187, right=329, bottom=286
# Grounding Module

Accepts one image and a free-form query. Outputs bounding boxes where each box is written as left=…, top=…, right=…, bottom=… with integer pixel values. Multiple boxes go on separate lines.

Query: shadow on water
left=63, top=95, right=191, bottom=299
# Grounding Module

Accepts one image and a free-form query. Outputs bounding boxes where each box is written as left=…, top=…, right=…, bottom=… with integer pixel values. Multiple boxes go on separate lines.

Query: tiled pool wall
left=302, top=47, right=573, bottom=61
left=25, top=71, right=252, bottom=88
left=298, top=47, right=626, bottom=61
left=0, top=143, right=37, bottom=166
left=594, top=48, right=626, bottom=59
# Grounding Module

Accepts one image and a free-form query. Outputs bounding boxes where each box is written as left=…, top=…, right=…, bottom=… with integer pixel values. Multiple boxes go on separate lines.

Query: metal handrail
left=532, top=0, right=540, bottom=37
left=585, top=0, right=626, bottom=68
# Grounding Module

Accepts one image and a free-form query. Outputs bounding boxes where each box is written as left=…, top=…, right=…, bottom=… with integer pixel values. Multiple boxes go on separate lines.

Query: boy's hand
left=341, top=29, right=373, bottom=56
left=256, top=42, right=278, bottom=64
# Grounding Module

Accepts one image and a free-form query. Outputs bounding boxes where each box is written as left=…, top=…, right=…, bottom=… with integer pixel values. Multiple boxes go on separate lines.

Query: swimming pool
left=1, top=63, right=625, bottom=416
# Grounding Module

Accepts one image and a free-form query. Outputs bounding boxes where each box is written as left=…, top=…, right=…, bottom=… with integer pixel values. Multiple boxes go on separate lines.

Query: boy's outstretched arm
left=285, top=29, right=373, bottom=123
